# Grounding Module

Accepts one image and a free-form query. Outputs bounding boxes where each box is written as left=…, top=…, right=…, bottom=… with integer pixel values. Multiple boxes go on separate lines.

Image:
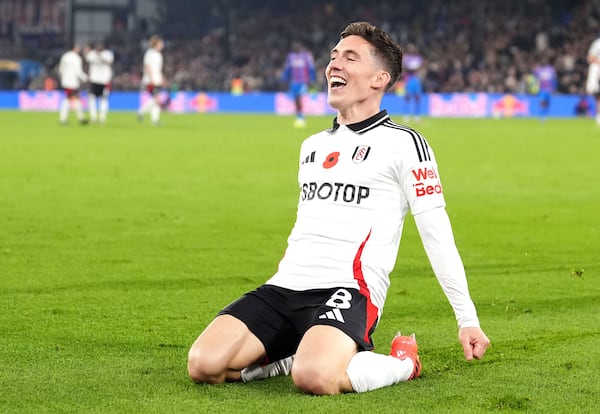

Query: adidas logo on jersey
left=318, top=308, right=345, bottom=323
left=301, top=151, right=316, bottom=165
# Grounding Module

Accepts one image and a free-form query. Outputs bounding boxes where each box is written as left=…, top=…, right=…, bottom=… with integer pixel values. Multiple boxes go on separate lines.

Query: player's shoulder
left=378, top=116, right=421, bottom=134
left=375, top=116, right=429, bottom=142
left=372, top=117, right=434, bottom=162
left=302, top=128, right=329, bottom=145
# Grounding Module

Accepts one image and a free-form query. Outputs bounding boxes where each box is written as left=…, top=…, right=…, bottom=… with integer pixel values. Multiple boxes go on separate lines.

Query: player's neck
left=335, top=101, right=382, bottom=126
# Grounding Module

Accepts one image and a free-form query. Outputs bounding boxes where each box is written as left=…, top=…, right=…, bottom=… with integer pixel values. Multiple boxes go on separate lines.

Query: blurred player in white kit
left=586, top=35, right=600, bottom=126
left=85, top=42, right=114, bottom=124
left=58, top=44, right=88, bottom=125
left=138, top=35, right=165, bottom=125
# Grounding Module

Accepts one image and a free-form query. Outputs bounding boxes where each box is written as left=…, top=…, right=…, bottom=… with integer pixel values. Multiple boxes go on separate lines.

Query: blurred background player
left=138, top=35, right=165, bottom=125
left=402, top=43, right=423, bottom=123
left=85, top=42, right=114, bottom=124
left=532, top=56, right=557, bottom=122
left=586, top=34, right=600, bottom=126
left=281, top=41, right=316, bottom=128
left=58, top=44, right=88, bottom=125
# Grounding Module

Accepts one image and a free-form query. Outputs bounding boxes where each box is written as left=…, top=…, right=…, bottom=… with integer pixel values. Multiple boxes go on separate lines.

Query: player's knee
left=291, top=362, right=338, bottom=395
left=187, top=347, right=225, bottom=384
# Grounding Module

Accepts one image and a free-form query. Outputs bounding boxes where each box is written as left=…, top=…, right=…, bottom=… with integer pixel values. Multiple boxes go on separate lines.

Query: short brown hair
left=149, top=35, right=162, bottom=47
left=340, top=22, right=403, bottom=91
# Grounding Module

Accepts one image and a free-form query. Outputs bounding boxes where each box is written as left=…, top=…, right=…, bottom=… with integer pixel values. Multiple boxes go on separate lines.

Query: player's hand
left=458, top=326, right=490, bottom=360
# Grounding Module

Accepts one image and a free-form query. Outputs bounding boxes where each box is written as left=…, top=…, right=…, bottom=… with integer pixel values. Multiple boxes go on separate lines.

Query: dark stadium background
left=0, top=0, right=596, bottom=95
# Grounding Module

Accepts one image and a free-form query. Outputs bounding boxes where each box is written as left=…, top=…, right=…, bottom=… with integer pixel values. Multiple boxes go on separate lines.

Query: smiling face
left=325, top=35, right=390, bottom=123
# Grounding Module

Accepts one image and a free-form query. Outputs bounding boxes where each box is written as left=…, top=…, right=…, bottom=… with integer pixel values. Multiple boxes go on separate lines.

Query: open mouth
left=329, top=76, right=347, bottom=89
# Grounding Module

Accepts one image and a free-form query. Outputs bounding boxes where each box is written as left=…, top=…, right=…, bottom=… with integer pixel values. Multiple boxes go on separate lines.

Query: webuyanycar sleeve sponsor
left=411, top=166, right=443, bottom=197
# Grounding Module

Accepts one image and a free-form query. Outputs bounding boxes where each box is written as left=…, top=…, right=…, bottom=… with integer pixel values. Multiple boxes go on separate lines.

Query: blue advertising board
left=0, top=90, right=594, bottom=118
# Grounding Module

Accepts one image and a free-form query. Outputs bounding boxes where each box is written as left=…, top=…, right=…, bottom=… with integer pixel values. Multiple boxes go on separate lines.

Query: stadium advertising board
left=0, top=90, right=591, bottom=118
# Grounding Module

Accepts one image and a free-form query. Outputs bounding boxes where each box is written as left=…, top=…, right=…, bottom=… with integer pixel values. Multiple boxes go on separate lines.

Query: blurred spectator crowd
left=5, top=0, right=600, bottom=94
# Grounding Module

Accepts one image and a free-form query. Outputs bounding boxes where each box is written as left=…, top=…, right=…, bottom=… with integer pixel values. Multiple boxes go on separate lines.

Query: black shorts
left=219, top=285, right=379, bottom=362
left=90, top=82, right=109, bottom=97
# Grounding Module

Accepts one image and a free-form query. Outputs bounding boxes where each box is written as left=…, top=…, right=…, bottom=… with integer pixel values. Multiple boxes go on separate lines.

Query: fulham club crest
left=352, top=145, right=371, bottom=163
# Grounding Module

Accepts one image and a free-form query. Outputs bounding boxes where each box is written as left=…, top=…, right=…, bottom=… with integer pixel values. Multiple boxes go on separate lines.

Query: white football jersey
left=58, top=50, right=87, bottom=89
left=587, top=38, right=600, bottom=94
left=86, top=49, right=114, bottom=85
left=267, top=111, right=445, bottom=313
left=142, top=48, right=163, bottom=86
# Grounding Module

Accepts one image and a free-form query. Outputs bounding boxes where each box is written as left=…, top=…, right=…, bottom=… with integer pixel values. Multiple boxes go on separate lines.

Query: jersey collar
left=329, top=110, right=389, bottom=134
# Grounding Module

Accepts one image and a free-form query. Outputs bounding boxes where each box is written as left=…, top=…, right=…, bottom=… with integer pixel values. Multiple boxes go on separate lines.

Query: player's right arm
left=588, top=39, right=600, bottom=64
left=58, top=54, right=65, bottom=77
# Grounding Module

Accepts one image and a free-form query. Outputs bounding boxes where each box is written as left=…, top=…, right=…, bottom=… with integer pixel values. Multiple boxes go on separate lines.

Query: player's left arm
left=413, top=207, right=490, bottom=360
left=588, top=47, right=600, bottom=64
left=101, top=50, right=114, bottom=64
left=77, top=58, right=88, bottom=83
left=307, top=54, right=317, bottom=83
left=458, top=325, right=490, bottom=360
left=396, top=131, right=490, bottom=360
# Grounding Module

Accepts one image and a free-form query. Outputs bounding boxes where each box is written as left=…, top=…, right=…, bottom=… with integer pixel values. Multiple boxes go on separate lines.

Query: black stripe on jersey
left=382, top=119, right=431, bottom=162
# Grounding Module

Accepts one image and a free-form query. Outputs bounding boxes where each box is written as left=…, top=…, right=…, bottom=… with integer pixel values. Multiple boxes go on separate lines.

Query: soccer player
left=84, top=42, right=114, bottom=124
left=187, top=22, right=490, bottom=395
left=281, top=41, right=316, bottom=128
left=532, top=57, right=557, bottom=122
left=586, top=35, right=600, bottom=126
left=58, top=44, right=88, bottom=125
left=138, top=35, right=164, bottom=125
left=402, top=43, right=424, bottom=123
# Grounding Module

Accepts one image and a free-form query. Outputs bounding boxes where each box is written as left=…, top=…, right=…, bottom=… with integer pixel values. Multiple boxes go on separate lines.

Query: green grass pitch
left=1, top=111, right=599, bottom=413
